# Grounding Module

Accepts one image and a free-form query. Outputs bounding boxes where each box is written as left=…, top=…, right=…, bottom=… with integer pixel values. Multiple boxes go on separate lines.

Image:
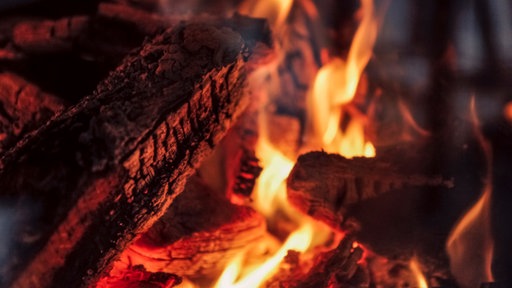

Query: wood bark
left=0, top=72, right=66, bottom=154
left=0, top=16, right=269, bottom=288
left=103, top=175, right=266, bottom=282
left=287, top=151, right=454, bottom=232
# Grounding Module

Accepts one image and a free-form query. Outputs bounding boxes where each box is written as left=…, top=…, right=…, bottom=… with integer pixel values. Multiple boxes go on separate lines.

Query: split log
left=103, top=175, right=266, bottom=282
left=0, top=16, right=270, bottom=288
left=287, top=151, right=454, bottom=232
left=0, top=72, right=66, bottom=154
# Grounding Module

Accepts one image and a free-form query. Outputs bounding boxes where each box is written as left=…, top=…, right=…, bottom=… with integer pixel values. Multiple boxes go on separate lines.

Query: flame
left=504, top=101, right=512, bottom=124
left=215, top=223, right=313, bottom=288
left=214, top=0, right=379, bottom=286
left=252, top=138, right=294, bottom=218
left=446, top=97, right=494, bottom=288
left=307, top=0, right=378, bottom=158
left=238, top=0, right=293, bottom=28
left=409, top=257, right=428, bottom=288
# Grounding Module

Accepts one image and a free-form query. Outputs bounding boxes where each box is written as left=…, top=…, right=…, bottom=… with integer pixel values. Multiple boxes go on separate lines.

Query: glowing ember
left=306, top=0, right=377, bottom=158
left=446, top=97, right=494, bottom=288
left=409, top=257, right=428, bottom=288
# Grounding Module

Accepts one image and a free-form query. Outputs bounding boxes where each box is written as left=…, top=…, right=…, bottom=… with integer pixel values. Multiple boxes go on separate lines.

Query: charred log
left=287, top=151, right=454, bottom=232
left=0, top=16, right=270, bottom=288
left=0, top=72, right=65, bottom=154
left=271, top=236, right=368, bottom=288
left=104, top=175, right=266, bottom=281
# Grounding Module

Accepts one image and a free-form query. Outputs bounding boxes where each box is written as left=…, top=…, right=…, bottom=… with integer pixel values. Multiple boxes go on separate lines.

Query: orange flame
left=307, top=0, right=378, bottom=158
left=214, top=223, right=313, bottom=288
left=409, top=257, right=428, bottom=288
left=238, top=0, right=293, bottom=28
left=504, top=101, right=512, bottom=124
left=446, top=96, right=494, bottom=288
left=215, top=0, right=380, bottom=286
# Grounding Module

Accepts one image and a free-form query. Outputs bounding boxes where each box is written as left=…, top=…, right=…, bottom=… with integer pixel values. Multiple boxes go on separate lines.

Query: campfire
left=0, top=0, right=511, bottom=287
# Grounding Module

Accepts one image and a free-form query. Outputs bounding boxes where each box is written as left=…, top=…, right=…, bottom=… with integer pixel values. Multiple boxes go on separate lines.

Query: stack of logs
left=0, top=1, right=470, bottom=287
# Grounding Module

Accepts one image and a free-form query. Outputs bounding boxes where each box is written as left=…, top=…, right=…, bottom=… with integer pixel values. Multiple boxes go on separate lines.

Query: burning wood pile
left=1, top=0, right=511, bottom=287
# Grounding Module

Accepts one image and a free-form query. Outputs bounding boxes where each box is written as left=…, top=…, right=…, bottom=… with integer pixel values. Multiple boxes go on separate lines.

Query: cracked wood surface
left=0, top=17, right=268, bottom=288
left=102, top=175, right=265, bottom=283
left=287, top=151, right=454, bottom=232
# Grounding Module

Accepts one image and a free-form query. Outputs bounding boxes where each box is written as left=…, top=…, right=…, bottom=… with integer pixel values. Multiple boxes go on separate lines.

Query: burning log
left=294, top=236, right=368, bottom=288
left=287, top=151, right=454, bottom=232
left=0, top=16, right=270, bottom=288
left=104, top=175, right=266, bottom=281
left=268, top=236, right=368, bottom=288
left=0, top=73, right=66, bottom=154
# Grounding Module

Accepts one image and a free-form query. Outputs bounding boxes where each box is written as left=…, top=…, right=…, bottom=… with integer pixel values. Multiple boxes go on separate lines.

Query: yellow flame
left=409, top=257, right=428, bottom=288
left=215, top=223, right=313, bottom=288
left=215, top=0, right=380, bottom=287
left=252, top=138, right=294, bottom=218
left=238, top=0, right=294, bottom=28
left=307, top=0, right=378, bottom=158
left=446, top=96, right=494, bottom=288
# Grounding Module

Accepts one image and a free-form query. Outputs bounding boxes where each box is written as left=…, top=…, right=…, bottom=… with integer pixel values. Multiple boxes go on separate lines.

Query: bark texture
left=0, top=16, right=268, bottom=288
left=287, top=151, right=454, bottom=232
left=103, top=175, right=265, bottom=282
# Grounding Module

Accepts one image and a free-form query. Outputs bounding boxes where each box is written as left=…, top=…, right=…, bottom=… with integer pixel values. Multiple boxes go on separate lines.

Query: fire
left=214, top=0, right=380, bottom=286
left=409, top=257, right=428, bottom=288
left=446, top=97, right=494, bottom=288
left=252, top=138, right=294, bottom=218
left=215, top=223, right=313, bottom=288
left=238, top=0, right=293, bottom=28
left=306, top=0, right=377, bottom=158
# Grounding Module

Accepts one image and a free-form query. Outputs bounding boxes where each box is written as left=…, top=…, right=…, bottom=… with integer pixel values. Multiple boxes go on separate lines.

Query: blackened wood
left=9, top=14, right=146, bottom=61
left=231, top=148, right=262, bottom=197
left=295, top=236, right=366, bottom=288
left=0, top=16, right=269, bottom=288
left=273, top=236, right=368, bottom=288
left=103, top=175, right=266, bottom=281
left=0, top=73, right=65, bottom=154
left=12, top=16, right=90, bottom=53
left=97, top=3, right=175, bottom=35
left=287, top=151, right=454, bottom=232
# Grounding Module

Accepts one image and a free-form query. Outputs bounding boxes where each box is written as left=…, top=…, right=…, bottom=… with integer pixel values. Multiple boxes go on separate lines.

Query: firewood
left=0, top=16, right=270, bottom=288
left=12, top=16, right=91, bottom=53
left=295, top=236, right=367, bottom=288
left=0, top=72, right=66, bottom=154
left=287, top=151, right=454, bottom=232
left=270, top=236, right=368, bottom=288
left=8, top=5, right=167, bottom=61
left=103, top=175, right=266, bottom=282
left=97, top=3, right=175, bottom=35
